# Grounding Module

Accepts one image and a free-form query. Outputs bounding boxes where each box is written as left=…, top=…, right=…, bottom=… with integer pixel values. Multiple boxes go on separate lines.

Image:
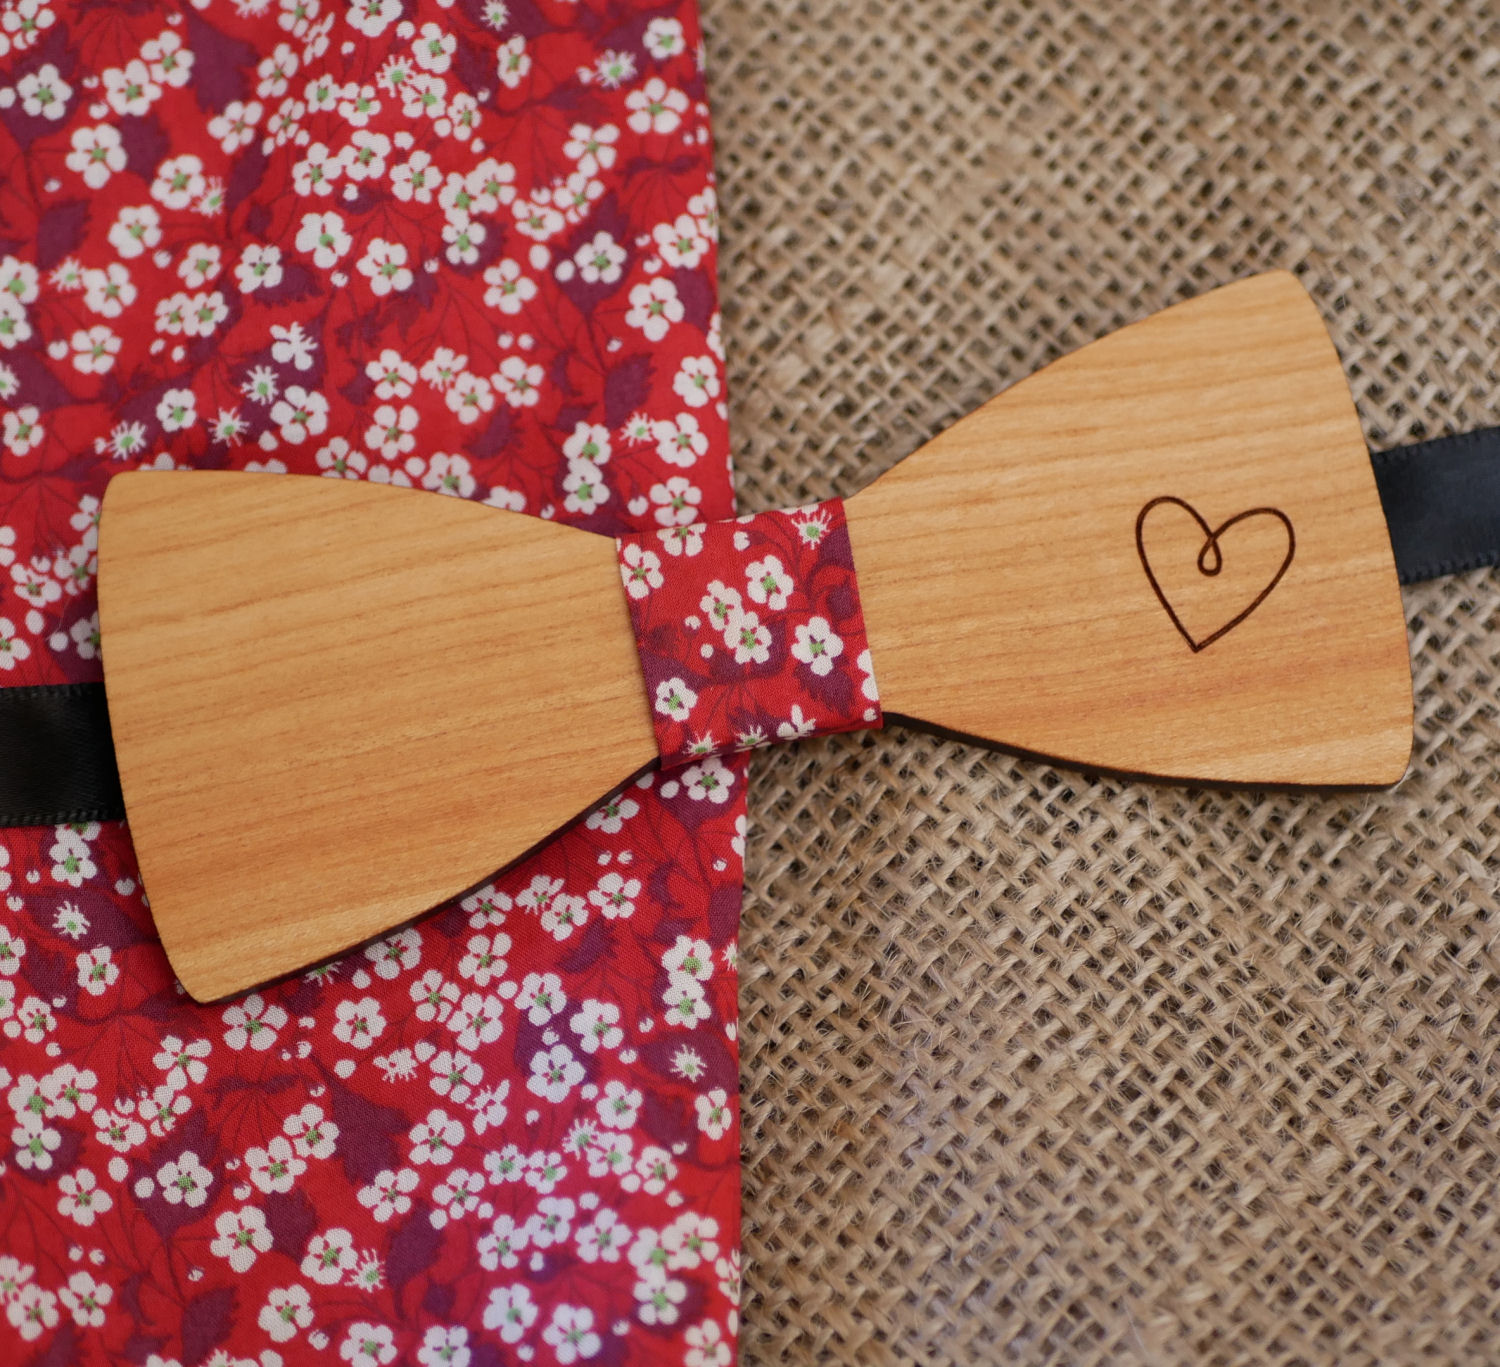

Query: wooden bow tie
left=96, top=272, right=1412, bottom=1001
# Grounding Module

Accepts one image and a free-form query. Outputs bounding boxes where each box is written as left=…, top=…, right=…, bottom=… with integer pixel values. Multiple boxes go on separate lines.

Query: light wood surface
left=98, top=272, right=1413, bottom=1001
left=99, top=475, right=655, bottom=1002
left=845, top=271, right=1413, bottom=785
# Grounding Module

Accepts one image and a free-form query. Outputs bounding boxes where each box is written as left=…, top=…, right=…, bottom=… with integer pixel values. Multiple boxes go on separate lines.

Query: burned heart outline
left=1135, top=495, right=1296, bottom=652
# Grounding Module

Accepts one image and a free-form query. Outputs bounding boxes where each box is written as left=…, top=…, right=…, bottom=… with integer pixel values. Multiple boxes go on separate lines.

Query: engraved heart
left=1135, top=496, right=1295, bottom=652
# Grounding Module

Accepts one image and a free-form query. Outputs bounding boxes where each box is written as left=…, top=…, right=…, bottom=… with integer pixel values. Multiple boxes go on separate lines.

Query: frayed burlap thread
left=702, top=1, right=1500, bottom=1363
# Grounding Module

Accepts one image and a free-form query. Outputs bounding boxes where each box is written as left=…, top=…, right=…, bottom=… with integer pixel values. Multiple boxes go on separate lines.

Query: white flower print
left=333, top=995, right=386, bottom=1048
left=673, top=354, right=720, bottom=408
left=157, top=1149, right=213, bottom=1207
left=210, top=1206, right=272, bottom=1273
left=284, top=1102, right=339, bottom=1159
left=635, top=1273, right=688, bottom=1326
left=245, top=1135, right=306, bottom=1193
left=663, top=977, right=710, bottom=1028
left=102, top=60, right=160, bottom=118
left=18, top=63, right=71, bottom=120
left=544, top=1303, right=601, bottom=1364
left=151, top=153, right=206, bottom=209
left=177, top=242, right=221, bottom=288
left=654, top=676, right=697, bottom=722
left=66, top=124, right=125, bottom=188
left=569, top=998, right=624, bottom=1054
left=430, top=1049, right=482, bottom=1104
left=48, top=828, right=95, bottom=886
left=235, top=243, right=282, bottom=291
left=457, top=931, right=510, bottom=987
left=341, top=128, right=391, bottom=181
left=57, top=1167, right=113, bottom=1227
left=654, top=213, right=709, bottom=270
left=525, top=1193, right=575, bottom=1247
left=562, top=455, right=608, bottom=514
left=511, top=193, right=564, bottom=242
left=418, top=1326, right=469, bottom=1367
left=0, top=297, right=31, bottom=352
left=585, top=793, right=639, bottom=834
left=411, top=969, right=459, bottom=1023
left=269, top=385, right=328, bottom=444
left=302, top=1227, right=357, bottom=1284
left=364, top=402, right=418, bottom=459
left=857, top=647, right=880, bottom=703
left=442, top=218, right=485, bottom=266
left=357, top=237, right=413, bottom=295
left=682, top=756, right=735, bottom=804
left=495, top=33, right=530, bottom=88
left=0, top=925, right=22, bottom=973
left=777, top=704, right=818, bottom=742
left=659, top=524, right=704, bottom=558
left=527, top=1043, right=584, bottom=1103
left=7, top=1283, right=58, bottom=1340
left=587, top=872, right=640, bottom=921
left=644, top=14, right=686, bottom=57
left=409, top=1107, right=465, bottom=1165
left=270, top=320, right=317, bottom=370
left=365, top=927, right=421, bottom=978
left=222, top=992, right=287, bottom=1050
left=626, top=76, right=689, bottom=135
left=597, top=1079, right=642, bottom=1131
left=653, top=412, right=706, bottom=468
left=478, top=1211, right=527, bottom=1271
left=153, top=1034, right=210, bottom=1090
left=746, top=554, right=793, bottom=610
left=0, top=616, right=32, bottom=670
left=295, top=210, right=352, bottom=267
left=725, top=609, right=771, bottom=665
left=696, top=1087, right=732, bottom=1140
left=563, top=420, right=611, bottom=465
left=432, top=1166, right=485, bottom=1223
left=2, top=405, right=43, bottom=456
left=391, top=150, right=437, bottom=203
left=664, top=935, right=714, bottom=983
left=620, top=541, right=662, bottom=598
left=685, top=1318, right=733, bottom=1367
left=93, top=1106, right=146, bottom=1154
left=71, top=325, right=120, bottom=374
left=357, top=1167, right=419, bottom=1222
left=663, top=1212, right=720, bottom=1270
left=366, top=348, right=417, bottom=398
left=649, top=475, right=702, bottom=527
left=57, top=1270, right=110, bottom=1328
left=208, top=99, right=262, bottom=154
left=483, top=258, right=537, bottom=315
left=424, top=452, right=475, bottom=497
left=493, top=354, right=544, bottom=408
left=516, top=972, right=566, bottom=1025
left=625, top=276, right=684, bottom=342
left=142, top=28, right=193, bottom=87
left=259, top=1284, right=313, bottom=1343
left=791, top=615, right=844, bottom=676
left=484, top=1284, right=538, bottom=1345
left=447, top=991, right=504, bottom=1050
left=573, top=230, right=626, bottom=285
left=563, top=122, right=619, bottom=175
left=12, top=1121, right=61, bottom=1171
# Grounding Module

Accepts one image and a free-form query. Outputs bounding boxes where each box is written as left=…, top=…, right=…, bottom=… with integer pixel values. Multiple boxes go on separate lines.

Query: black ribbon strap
left=1372, top=426, right=1500, bottom=584
left=0, top=683, right=125, bottom=826
left=1, top=428, right=1497, bottom=828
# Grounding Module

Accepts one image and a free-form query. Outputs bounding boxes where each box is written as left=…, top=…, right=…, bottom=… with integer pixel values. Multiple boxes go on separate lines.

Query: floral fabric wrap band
left=616, top=498, right=882, bottom=764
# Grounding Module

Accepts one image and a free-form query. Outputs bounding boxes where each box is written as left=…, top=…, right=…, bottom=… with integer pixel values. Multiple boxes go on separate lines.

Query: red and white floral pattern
left=0, top=3, right=747, bottom=1365
left=617, top=499, right=881, bottom=764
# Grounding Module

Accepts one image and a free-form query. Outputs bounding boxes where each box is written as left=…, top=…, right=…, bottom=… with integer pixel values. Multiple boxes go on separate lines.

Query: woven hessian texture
left=699, top=2, right=1500, bottom=1363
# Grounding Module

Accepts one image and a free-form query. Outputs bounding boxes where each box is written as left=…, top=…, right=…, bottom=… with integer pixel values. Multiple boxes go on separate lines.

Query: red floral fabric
left=616, top=499, right=881, bottom=764
left=0, top=3, right=747, bottom=1365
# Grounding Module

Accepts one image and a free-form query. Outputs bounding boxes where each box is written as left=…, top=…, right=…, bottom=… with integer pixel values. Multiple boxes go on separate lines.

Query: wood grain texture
left=845, top=271, right=1413, bottom=786
left=98, top=473, right=654, bottom=1002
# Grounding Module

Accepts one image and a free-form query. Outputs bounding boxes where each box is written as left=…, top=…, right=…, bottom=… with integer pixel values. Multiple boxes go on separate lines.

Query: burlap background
left=698, top=1, right=1500, bottom=1363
